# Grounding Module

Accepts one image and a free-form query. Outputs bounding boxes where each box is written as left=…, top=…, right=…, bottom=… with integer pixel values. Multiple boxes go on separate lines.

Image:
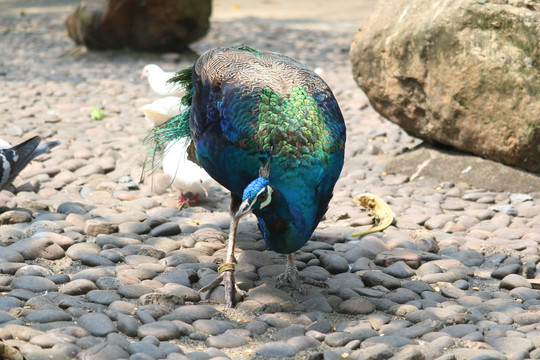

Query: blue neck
left=252, top=187, right=308, bottom=254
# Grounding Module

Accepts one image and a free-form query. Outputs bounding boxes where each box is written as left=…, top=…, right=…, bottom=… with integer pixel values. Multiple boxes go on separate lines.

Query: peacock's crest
left=242, top=177, right=270, bottom=202
left=142, top=67, right=194, bottom=176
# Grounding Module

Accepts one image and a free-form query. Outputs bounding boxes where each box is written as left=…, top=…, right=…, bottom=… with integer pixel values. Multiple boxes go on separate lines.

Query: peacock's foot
left=276, top=259, right=328, bottom=294
left=276, top=267, right=306, bottom=294
left=199, top=262, right=247, bottom=308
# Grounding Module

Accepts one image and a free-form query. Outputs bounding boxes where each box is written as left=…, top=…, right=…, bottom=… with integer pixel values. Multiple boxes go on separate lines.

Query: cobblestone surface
left=1, top=2, right=540, bottom=360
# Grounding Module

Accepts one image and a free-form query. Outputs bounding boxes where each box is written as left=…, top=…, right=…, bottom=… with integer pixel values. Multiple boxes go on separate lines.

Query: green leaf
left=90, top=107, right=105, bottom=120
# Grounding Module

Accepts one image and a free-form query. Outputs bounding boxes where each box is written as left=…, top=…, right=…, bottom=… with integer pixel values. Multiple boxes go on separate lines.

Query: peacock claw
left=276, top=254, right=327, bottom=294
left=276, top=266, right=305, bottom=294
left=276, top=273, right=328, bottom=294
left=199, top=263, right=246, bottom=308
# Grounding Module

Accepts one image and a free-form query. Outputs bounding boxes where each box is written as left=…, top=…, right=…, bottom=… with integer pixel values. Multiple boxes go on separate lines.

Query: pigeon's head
left=236, top=177, right=273, bottom=220
left=141, top=64, right=162, bottom=79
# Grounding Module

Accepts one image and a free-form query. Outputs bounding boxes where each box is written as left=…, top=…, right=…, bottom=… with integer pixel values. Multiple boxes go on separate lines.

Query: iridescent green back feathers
left=256, top=86, right=334, bottom=165
left=142, top=67, right=194, bottom=174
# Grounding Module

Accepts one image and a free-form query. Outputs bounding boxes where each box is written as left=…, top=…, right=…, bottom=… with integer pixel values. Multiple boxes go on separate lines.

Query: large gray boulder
left=350, top=0, right=540, bottom=173
left=65, top=0, right=211, bottom=52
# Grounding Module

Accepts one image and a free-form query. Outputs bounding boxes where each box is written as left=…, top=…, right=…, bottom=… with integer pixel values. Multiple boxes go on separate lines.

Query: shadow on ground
left=386, top=143, right=540, bottom=194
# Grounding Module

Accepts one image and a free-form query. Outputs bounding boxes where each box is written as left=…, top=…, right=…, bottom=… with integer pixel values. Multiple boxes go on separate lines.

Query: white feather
left=140, top=96, right=185, bottom=128
left=141, top=64, right=185, bottom=97
left=163, top=138, right=212, bottom=197
left=0, top=138, right=11, bottom=149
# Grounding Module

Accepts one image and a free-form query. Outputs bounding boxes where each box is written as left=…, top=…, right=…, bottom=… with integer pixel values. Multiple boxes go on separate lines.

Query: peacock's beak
left=234, top=199, right=252, bottom=220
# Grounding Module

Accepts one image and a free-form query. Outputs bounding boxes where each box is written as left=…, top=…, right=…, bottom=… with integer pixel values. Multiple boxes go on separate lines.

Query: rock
left=127, top=341, right=166, bottom=359
left=86, top=290, right=121, bottom=305
left=492, top=204, right=518, bottom=216
left=78, top=342, right=129, bottom=360
left=65, top=242, right=101, bottom=260
left=0, top=210, right=32, bottom=224
left=149, top=222, right=181, bottom=237
left=26, top=309, right=72, bottom=323
left=350, top=0, right=540, bottom=172
left=65, top=0, right=211, bottom=52
left=325, top=332, right=356, bottom=347
left=487, top=337, right=534, bottom=355
left=24, top=220, right=63, bottom=237
left=272, top=325, right=305, bottom=341
left=137, top=321, right=181, bottom=340
left=337, top=298, right=376, bottom=315
left=166, top=305, right=218, bottom=324
left=84, top=219, right=119, bottom=236
left=11, top=276, right=58, bottom=293
left=319, top=253, right=349, bottom=274
left=57, top=202, right=88, bottom=215
left=382, top=261, right=416, bottom=278
left=205, top=334, right=248, bottom=348
left=246, top=320, right=268, bottom=335
left=80, top=253, right=116, bottom=266
left=59, top=278, right=97, bottom=295
left=245, top=284, right=295, bottom=304
left=256, top=342, right=298, bottom=357
left=193, top=320, right=236, bottom=336
left=375, top=250, right=421, bottom=269
left=78, top=313, right=116, bottom=336
left=361, top=271, right=401, bottom=289
left=287, top=335, right=320, bottom=351
left=499, top=274, right=532, bottom=289
left=118, top=221, right=151, bottom=234
left=7, top=237, right=65, bottom=260
left=350, top=344, right=394, bottom=360
left=154, top=269, right=192, bottom=287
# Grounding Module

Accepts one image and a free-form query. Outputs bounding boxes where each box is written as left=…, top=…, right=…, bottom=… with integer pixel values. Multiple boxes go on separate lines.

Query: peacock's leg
left=199, top=194, right=246, bottom=308
left=276, top=254, right=304, bottom=292
left=277, top=253, right=328, bottom=293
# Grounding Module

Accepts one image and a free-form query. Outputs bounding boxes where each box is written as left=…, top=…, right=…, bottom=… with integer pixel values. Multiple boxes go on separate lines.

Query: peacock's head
left=235, top=177, right=274, bottom=220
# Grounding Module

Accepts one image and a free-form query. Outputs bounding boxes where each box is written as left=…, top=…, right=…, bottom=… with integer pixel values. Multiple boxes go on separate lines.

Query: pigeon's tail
left=0, top=136, right=61, bottom=190
left=32, top=139, right=61, bottom=159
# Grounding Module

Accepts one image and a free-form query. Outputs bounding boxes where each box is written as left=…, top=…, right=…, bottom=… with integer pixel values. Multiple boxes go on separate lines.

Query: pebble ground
left=1, top=4, right=540, bottom=360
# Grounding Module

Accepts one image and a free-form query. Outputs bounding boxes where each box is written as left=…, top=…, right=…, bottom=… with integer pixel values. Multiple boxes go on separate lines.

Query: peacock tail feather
left=142, top=67, right=194, bottom=177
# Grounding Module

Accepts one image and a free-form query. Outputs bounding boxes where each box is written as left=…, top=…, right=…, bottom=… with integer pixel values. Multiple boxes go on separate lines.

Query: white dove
left=0, top=136, right=61, bottom=190
left=162, top=137, right=212, bottom=207
left=140, top=96, right=184, bottom=129
left=141, top=64, right=185, bottom=97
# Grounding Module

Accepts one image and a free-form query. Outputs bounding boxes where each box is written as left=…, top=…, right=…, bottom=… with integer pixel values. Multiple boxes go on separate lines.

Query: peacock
left=144, top=46, right=346, bottom=307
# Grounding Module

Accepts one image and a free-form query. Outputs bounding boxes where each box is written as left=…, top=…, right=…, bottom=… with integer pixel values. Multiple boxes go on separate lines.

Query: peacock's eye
left=257, top=191, right=268, bottom=203
left=256, top=185, right=273, bottom=209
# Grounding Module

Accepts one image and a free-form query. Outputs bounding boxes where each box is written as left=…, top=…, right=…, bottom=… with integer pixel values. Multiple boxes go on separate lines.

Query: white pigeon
left=141, top=64, right=185, bottom=97
left=162, top=137, right=212, bottom=207
left=140, top=96, right=184, bottom=129
left=0, top=136, right=61, bottom=190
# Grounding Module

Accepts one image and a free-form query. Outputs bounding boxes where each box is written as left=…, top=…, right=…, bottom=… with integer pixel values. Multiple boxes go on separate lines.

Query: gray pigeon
left=0, top=136, right=61, bottom=190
